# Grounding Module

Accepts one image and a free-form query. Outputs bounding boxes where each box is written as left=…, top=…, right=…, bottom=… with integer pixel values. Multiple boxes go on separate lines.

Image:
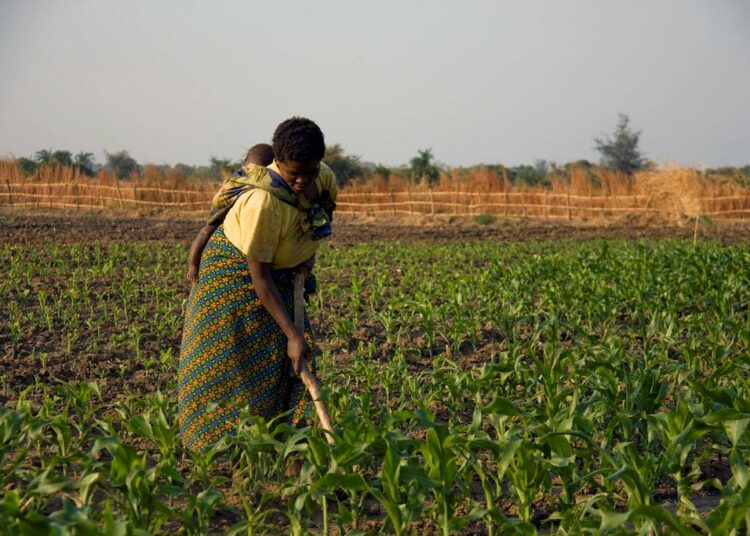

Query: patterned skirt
left=177, top=226, right=313, bottom=451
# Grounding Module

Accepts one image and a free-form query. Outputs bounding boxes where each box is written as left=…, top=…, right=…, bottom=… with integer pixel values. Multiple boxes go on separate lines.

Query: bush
left=324, top=144, right=368, bottom=186
left=472, top=213, right=496, bottom=225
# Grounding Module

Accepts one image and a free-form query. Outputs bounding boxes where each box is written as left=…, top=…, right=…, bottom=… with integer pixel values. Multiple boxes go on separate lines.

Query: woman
left=177, top=117, right=337, bottom=451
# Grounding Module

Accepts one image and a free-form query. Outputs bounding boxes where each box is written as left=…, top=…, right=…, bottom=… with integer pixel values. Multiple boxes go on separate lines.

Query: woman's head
left=272, top=117, right=325, bottom=193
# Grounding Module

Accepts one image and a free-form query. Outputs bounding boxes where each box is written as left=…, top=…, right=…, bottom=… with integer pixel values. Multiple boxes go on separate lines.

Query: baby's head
left=244, top=143, right=274, bottom=166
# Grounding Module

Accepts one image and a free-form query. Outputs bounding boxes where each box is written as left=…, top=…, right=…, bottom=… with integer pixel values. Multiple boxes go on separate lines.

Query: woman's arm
left=248, top=258, right=310, bottom=374
left=187, top=224, right=218, bottom=282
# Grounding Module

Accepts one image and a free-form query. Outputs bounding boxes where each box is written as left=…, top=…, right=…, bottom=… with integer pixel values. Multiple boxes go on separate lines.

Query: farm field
left=1, top=214, right=750, bottom=534
left=4, top=213, right=750, bottom=246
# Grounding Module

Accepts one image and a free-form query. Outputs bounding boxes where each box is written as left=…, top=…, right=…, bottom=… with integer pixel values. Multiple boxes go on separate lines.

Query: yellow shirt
left=222, top=162, right=338, bottom=269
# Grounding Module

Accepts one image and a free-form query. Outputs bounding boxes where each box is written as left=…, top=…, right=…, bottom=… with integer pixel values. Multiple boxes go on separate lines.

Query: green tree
left=410, top=148, right=439, bottom=184
left=707, top=165, right=750, bottom=187
left=74, top=152, right=96, bottom=176
left=324, top=143, right=367, bottom=185
left=51, top=150, right=73, bottom=167
left=509, top=165, right=550, bottom=187
left=564, top=159, right=592, bottom=171
left=174, top=163, right=195, bottom=175
left=209, top=157, right=235, bottom=175
left=534, top=159, right=550, bottom=178
left=17, top=157, right=38, bottom=176
left=35, top=149, right=53, bottom=166
left=373, top=164, right=392, bottom=179
left=105, top=150, right=140, bottom=179
left=594, top=113, right=647, bottom=175
left=740, top=165, right=750, bottom=186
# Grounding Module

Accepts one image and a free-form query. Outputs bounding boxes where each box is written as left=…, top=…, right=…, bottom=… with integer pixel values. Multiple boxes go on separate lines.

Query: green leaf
left=103, top=501, right=129, bottom=536
left=370, top=490, right=404, bottom=535
left=27, top=467, right=76, bottom=495
left=724, top=418, right=750, bottom=447
left=314, top=472, right=369, bottom=493
left=0, top=490, right=20, bottom=516
left=705, top=481, right=750, bottom=533
left=483, top=397, right=522, bottom=417
left=629, top=505, right=702, bottom=536
left=293, top=491, right=309, bottom=513
left=400, top=464, right=438, bottom=489
left=731, top=447, right=749, bottom=489
left=599, top=510, right=630, bottom=530
left=703, top=408, right=749, bottom=426
left=77, top=472, right=102, bottom=505
left=496, top=437, right=522, bottom=480
left=336, top=501, right=353, bottom=525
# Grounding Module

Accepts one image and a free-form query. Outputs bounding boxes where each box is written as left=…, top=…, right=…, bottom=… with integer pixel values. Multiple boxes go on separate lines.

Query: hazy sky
left=1, top=0, right=748, bottom=168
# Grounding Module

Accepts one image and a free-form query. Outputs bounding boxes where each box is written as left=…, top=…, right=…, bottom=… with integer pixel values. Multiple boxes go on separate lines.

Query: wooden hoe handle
left=293, top=272, right=335, bottom=445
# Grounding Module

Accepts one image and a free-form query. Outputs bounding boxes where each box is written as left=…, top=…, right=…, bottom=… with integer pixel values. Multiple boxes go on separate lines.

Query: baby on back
left=186, top=143, right=274, bottom=282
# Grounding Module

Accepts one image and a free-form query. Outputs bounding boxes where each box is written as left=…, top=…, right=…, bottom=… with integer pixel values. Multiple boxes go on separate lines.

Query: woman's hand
left=287, top=332, right=310, bottom=376
left=186, top=265, right=199, bottom=284
left=248, top=258, right=311, bottom=376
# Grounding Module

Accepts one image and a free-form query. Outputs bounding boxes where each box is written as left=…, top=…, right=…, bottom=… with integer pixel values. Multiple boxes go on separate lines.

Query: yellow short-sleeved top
left=222, top=161, right=338, bottom=269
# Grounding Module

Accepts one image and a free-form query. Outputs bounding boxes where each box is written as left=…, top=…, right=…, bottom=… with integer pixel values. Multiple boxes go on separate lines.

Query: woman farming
left=177, top=117, right=337, bottom=450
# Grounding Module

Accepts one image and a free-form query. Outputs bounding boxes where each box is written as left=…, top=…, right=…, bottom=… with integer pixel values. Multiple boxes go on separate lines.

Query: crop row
left=1, top=237, right=749, bottom=534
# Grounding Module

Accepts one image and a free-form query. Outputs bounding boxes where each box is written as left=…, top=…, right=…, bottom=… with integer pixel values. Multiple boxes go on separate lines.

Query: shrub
left=472, top=213, right=496, bottom=225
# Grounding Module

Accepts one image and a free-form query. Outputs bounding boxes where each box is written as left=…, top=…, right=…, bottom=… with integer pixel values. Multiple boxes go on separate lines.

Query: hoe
left=293, top=272, right=335, bottom=445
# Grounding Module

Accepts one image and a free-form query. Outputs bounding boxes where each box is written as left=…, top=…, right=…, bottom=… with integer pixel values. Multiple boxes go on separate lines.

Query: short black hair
left=244, top=143, right=274, bottom=166
left=272, top=117, right=325, bottom=163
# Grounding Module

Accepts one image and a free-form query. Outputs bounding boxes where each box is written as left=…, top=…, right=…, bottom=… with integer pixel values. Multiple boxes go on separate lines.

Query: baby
left=186, top=143, right=274, bottom=282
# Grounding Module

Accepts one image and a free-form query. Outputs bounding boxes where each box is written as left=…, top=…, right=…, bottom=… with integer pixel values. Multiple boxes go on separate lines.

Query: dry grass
left=339, top=165, right=750, bottom=222
left=0, top=160, right=218, bottom=215
left=2, top=160, right=749, bottom=222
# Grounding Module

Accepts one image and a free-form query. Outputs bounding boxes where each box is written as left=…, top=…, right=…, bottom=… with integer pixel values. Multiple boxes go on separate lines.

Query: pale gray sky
left=1, top=0, right=748, bottom=168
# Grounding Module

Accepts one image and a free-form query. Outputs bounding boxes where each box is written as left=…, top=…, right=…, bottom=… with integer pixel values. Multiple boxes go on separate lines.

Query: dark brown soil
left=1, top=211, right=740, bottom=530
left=2, top=211, right=747, bottom=412
left=2, top=211, right=749, bottom=247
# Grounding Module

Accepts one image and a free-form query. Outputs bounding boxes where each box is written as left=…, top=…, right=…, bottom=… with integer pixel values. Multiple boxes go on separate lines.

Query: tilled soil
left=3, top=210, right=747, bottom=412
left=2, top=212, right=747, bottom=408
left=2, top=211, right=740, bottom=531
left=3, top=211, right=749, bottom=247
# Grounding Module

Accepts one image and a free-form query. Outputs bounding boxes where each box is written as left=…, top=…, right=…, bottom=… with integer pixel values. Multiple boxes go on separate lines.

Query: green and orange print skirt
left=177, top=226, right=313, bottom=450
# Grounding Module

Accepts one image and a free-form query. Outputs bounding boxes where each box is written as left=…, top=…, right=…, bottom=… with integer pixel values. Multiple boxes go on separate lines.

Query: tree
left=35, top=149, right=53, bottom=166
left=324, top=143, right=367, bottom=186
left=105, top=150, right=140, bottom=179
left=373, top=164, right=392, bottom=179
left=534, top=159, right=550, bottom=178
left=74, top=152, right=96, bottom=176
left=209, top=157, right=235, bottom=175
left=410, top=148, right=440, bottom=184
left=594, top=114, right=647, bottom=175
left=51, top=150, right=72, bottom=167
left=174, top=163, right=196, bottom=177
left=564, top=159, right=592, bottom=170
left=509, top=165, right=547, bottom=186
left=17, top=157, right=38, bottom=176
